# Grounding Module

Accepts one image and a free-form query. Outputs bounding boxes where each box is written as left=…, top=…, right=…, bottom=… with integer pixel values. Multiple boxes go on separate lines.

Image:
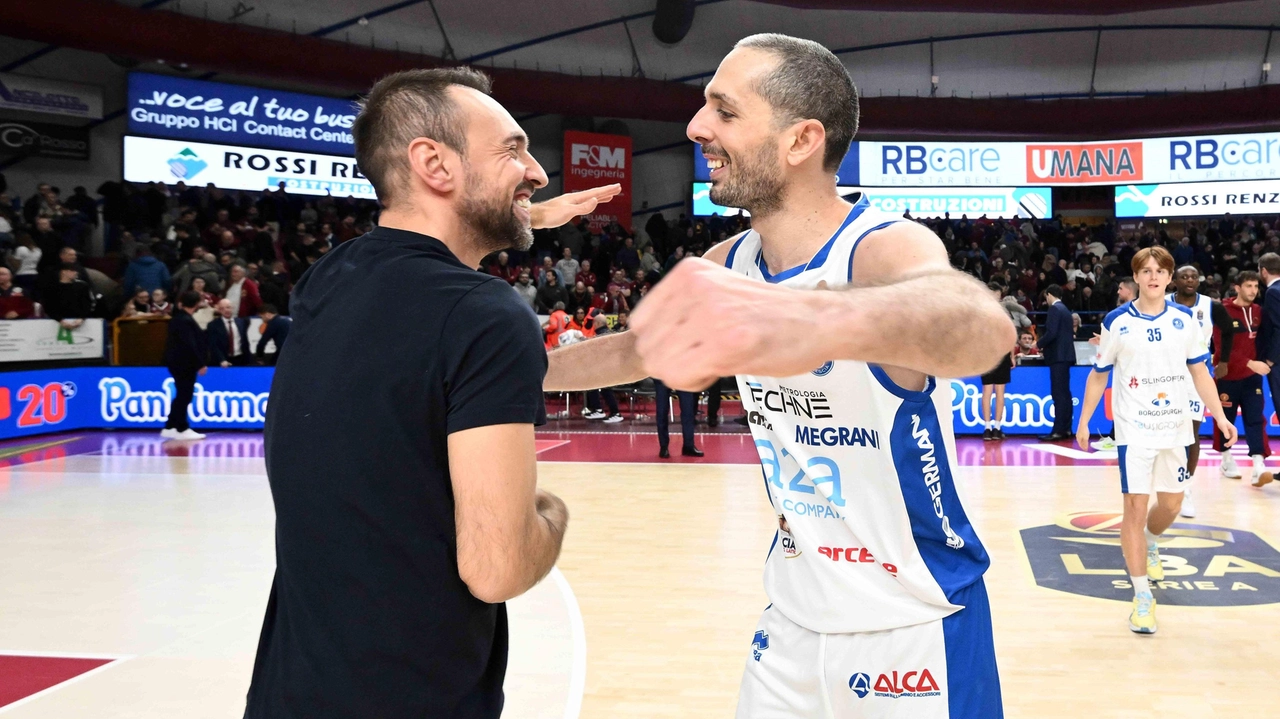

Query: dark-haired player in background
left=1213, top=271, right=1273, bottom=486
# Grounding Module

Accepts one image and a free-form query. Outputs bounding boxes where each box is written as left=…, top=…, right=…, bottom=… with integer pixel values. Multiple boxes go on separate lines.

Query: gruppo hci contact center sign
left=127, top=72, right=358, bottom=156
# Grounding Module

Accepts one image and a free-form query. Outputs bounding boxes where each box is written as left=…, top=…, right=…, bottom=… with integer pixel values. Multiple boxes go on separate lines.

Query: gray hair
left=734, top=33, right=859, bottom=173
left=353, top=67, right=492, bottom=207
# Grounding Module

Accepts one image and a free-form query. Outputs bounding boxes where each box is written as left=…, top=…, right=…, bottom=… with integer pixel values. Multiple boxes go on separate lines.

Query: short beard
left=708, top=138, right=785, bottom=218
left=457, top=167, right=533, bottom=254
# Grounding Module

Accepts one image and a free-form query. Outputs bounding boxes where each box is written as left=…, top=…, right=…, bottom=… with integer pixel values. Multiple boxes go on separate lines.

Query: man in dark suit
left=1255, top=255, right=1280, bottom=461
left=207, top=298, right=253, bottom=367
left=1038, top=284, right=1076, bottom=441
left=255, top=303, right=292, bottom=366
left=161, top=291, right=208, bottom=441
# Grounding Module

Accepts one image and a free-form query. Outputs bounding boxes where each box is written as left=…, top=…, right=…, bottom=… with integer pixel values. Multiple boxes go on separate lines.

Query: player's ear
left=784, top=119, right=826, bottom=169
left=406, top=137, right=457, bottom=195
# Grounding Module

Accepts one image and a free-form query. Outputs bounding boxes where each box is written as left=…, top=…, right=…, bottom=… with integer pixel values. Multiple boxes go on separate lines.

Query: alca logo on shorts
left=751, top=630, right=770, bottom=661
left=867, top=670, right=941, bottom=698
left=812, top=361, right=834, bottom=377
left=848, top=673, right=871, bottom=698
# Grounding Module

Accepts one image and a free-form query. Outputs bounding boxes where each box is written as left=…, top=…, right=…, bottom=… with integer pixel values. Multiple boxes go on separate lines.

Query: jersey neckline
left=753, top=194, right=870, bottom=284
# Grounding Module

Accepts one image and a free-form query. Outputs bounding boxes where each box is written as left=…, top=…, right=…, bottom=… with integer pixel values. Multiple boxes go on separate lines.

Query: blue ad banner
left=0, top=367, right=272, bottom=440
left=0, top=366, right=1270, bottom=441
left=127, top=72, right=357, bottom=156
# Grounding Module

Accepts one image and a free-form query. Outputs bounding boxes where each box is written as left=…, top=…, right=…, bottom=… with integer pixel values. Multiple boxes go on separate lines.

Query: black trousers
left=586, top=388, right=619, bottom=415
left=224, top=353, right=255, bottom=367
left=704, top=379, right=722, bottom=426
left=1049, top=362, right=1073, bottom=435
left=165, top=367, right=197, bottom=431
left=1216, top=374, right=1270, bottom=456
left=655, top=380, right=697, bottom=451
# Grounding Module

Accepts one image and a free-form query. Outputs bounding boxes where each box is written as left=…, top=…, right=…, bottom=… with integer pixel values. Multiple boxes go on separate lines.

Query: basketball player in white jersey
left=1076, top=247, right=1236, bottom=634
left=1167, top=265, right=1233, bottom=517
left=547, top=34, right=1014, bottom=718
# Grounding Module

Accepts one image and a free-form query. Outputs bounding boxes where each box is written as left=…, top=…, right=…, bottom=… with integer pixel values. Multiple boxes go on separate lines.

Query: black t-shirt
left=245, top=226, right=547, bottom=718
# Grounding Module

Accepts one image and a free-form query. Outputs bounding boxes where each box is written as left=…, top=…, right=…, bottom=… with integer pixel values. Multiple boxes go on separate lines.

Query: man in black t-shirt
left=244, top=68, right=619, bottom=719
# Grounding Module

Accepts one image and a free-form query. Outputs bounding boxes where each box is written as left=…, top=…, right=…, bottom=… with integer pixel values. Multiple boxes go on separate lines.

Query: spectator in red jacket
left=226, top=264, right=262, bottom=317
left=575, top=258, right=598, bottom=291
left=487, top=251, right=520, bottom=284
left=0, top=267, right=35, bottom=319
left=602, top=283, right=630, bottom=314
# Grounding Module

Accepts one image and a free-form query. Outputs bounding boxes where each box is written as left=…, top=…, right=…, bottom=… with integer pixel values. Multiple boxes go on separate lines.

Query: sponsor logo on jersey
left=751, top=630, right=769, bottom=661
left=812, top=361, right=834, bottom=377
left=794, top=425, right=880, bottom=449
left=848, top=669, right=942, bottom=699
left=1129, top=376, right=1140, bottom=389
left=848, top=673, right=872, bottom=698
left=1020, top=511, right=1280, bottom=606
left=747, top=411, right=773, bottom=431
left=1118, top=325, right=1130, bottom=335
left=1152, top=392, right=1172, bottom=407
left=780, top=532, right=802, bottom=559
left=781, top=498, right=844, bottom=520
left=911, top=415, right=965, bottom=549
left=746, top=382, right=833, bottom=419
left=1173, top=317, right=1185, bottom=330
left=817, top=546, right=898, bottom=575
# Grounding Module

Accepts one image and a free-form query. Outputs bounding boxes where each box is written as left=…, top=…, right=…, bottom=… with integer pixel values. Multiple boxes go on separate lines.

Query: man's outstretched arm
left=544, top=332, right=648, bottom=391
left=630, top=222, right=1014, bottom=391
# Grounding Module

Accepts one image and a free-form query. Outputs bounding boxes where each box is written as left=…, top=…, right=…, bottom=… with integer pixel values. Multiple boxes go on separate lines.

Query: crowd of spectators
left=920, top=212, right=1280, bottom=332
left=0, top=174, right=379, bottom=331
left=4, top=168, right=1277, bottom=350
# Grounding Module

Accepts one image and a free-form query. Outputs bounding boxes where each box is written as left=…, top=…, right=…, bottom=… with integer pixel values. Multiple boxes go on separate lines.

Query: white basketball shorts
left=736, top=580, right=1002, bottom=719
left=1117, top=445, right=1189, bottom=495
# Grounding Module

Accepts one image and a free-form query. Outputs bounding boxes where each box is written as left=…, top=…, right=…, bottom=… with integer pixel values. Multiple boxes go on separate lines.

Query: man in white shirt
left=1076, top=246, right=1236, bottom=635
left=554, top=247, right=579, bottom=288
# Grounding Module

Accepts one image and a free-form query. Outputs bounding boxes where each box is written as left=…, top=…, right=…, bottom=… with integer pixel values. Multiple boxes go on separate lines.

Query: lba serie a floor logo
left=1020, top=511, right=1280, bottom=606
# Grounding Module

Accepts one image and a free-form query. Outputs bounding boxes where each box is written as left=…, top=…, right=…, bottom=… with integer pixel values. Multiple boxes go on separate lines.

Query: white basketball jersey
left=724, top=194, right=990, bottom=634
left=1166, top=292, right=1215, bottom=347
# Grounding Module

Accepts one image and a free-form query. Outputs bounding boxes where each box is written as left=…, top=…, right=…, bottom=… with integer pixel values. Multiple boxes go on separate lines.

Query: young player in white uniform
left=1077, top=247, right=1236, bottom=634
left=546, top=34, right=1015, bottom=718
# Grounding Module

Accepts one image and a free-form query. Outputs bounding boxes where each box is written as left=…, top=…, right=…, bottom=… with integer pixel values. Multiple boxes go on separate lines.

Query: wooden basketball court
left=0, top=432, right=1276, bottom=718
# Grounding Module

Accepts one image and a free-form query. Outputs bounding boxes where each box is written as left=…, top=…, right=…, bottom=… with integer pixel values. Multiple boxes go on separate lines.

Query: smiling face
left=452, top=87, right=548, bottom=253
left=687, top=48, right=788, bottom=217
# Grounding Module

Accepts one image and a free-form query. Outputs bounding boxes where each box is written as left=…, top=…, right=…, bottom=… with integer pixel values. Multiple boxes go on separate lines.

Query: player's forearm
left=1077, top=372, right=1108, bottom=429
left=544, top=332, right=647, bottom=391
left=820, top=271, right=1016, bottom=378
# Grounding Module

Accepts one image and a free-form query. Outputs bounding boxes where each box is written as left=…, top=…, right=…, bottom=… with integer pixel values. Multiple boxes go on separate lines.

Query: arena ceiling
left=1, top=0, right=1278, bottom=138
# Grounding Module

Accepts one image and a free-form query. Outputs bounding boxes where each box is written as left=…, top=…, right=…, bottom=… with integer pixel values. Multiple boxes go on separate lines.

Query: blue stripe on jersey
left=1118, top=445, right=1130, bottom=493
left=942, top=579, right=1004, bottom=719
left=847, top=220, right=905, bottom=283
left=1188, top=352, right=1211, bottom=365
left=868, top=363, right=936, bottom=400
left=754, top=199, right=868, bottom=283
left=766, top=529, right=778, bottom=561
left=1102, top=304, right=1128, bottom=331
left=725, top=234, right=747, bottom=269
left=1093, top=364, right=1113, bottom=373
left=887, top=398, right=990, bottom=601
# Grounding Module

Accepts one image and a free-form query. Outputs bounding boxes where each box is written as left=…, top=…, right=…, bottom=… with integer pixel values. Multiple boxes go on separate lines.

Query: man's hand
left=1088, top=332, right=1101, bottom=346
left=530, top=185, right=622, bottom=229
left=3, top=312, right=17, bottom=319
left=220, top=361, right=231, bottom=368
left=1217, top=416, right=1239, bottom=447
left=198, top=366, right=208, bottom=376
left=1215, top=362, right=1229, bottom=377
left=1247, top=359, right=1271, bottom=376
left=1075, top=424, right=1092, bottom=452
left=536, top=489, right=568, bottom=534
left=631, top=258, right=822, bottom=390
